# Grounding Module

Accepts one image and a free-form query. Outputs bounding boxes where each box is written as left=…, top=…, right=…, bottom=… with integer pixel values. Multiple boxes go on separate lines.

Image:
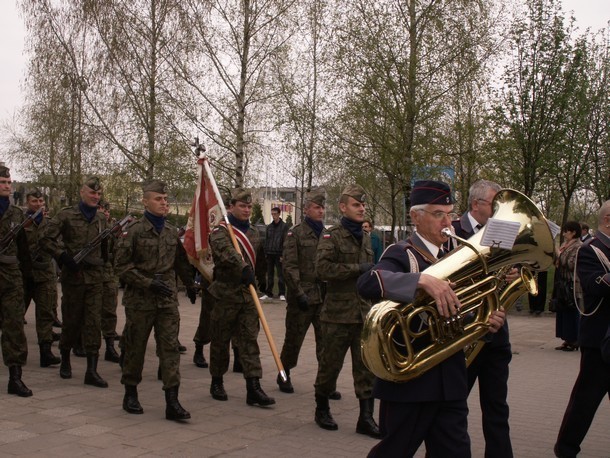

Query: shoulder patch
left=322, top=233, right=331, bottom=239
left=287, top=231, right=293, bottom=237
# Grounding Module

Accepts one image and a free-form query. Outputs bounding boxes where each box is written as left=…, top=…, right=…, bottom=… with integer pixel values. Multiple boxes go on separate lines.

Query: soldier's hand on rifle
left=241, top=265, right=256, bottom=287
left=149, top=279, right=173, bottom=298
left=59, top=252, right=79, bottom=271
left=297, top=294, right=309, bottom=311
left=186, top=285, right=198, bottom=304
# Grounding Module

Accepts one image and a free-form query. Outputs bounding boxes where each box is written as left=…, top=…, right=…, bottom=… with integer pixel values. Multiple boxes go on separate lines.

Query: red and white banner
left=184, top=157, right=222, bottom=281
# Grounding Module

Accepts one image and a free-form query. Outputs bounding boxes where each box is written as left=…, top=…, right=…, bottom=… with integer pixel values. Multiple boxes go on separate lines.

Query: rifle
left=0, top=207, right=43, bottom=255
left=73, top=213, right=133, bottom=265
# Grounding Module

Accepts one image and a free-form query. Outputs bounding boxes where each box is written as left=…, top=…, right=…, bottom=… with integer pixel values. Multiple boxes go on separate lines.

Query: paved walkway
left=0, top=293, right=608, bottom=457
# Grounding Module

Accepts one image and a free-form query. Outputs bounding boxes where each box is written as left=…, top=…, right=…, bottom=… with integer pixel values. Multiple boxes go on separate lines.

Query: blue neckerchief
left=26, top=209, right=43, bottom=225
left=0, top=197, right=9, bottom=218
left=144, top=210, right=166, bottom=234
left=79, top=201, right=98, bottom=223
left=305, top=217, right=324, bottom=237
left=341, top=216, right=363, bottom=241
left=228, top=212, right=250, bottom=233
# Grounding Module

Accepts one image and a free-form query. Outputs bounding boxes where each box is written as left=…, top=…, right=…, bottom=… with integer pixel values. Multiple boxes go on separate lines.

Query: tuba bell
left=361, top=189, right=555, bottom=383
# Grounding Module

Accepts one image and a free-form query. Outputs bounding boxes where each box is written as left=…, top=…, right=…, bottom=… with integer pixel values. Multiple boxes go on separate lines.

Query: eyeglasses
left=477, top=198, right=493, bottom=205
left=418, top=209, right=459, bottom=220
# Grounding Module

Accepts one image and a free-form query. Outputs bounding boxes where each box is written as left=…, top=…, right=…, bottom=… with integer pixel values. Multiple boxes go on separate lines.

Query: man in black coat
left=357, top=180, right=505, bottom=458
left=554, top=199, right=610, bottom=458
left=261, top=207, right=288, bottom=300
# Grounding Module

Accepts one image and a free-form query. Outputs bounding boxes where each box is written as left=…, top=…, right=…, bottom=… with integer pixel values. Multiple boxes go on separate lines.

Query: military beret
left=411, top=180, right=453, bottom=206
left=26, top=188, right=43, bottom=199
left=341, top=184, right=366, bottom=203
left=83, top=176, right=103, bottom=192
left=142, top=180, right=168, bottom=194
left=305, top=191, right=326, bottom=208
left=230, top=187, right=252, bottom=204
left=0, top=165, right=10, bottom=178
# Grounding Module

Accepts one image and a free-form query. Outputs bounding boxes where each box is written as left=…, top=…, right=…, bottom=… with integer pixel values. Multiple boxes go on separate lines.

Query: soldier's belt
left=0, top=254, right=18, bottom=265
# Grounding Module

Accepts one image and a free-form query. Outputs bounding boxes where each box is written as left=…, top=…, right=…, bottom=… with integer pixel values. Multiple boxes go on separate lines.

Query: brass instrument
left=361, top=189, right=554, bottom=383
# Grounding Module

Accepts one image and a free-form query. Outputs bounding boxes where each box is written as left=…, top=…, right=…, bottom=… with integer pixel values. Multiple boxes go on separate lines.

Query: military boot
left=329, top=390, right=342, bottom=400
left=246, top=377, right=275, bottom=407
left=59, top=349, right=72, bottom=379
left=7, top=366, right=33, bottom=397
left=277, top=370, right=294, bottom=393
left=193, top=344, right=208, bottom=368
left=39, top=342, right=61, bottom=367
left=104, top=337, right=120, bottom=363
left=356, top=398, right=381, bottom=438
left=232, top=346, right=243, bottom=373
left=210, top=376, right=228, bottom=401
left=84, top=354, right=108, bottom=388
left=165, top=386, right=191, bottom=421
left=315, top=394, right=338, bottom=430
left=123, top=385, right=144, bottom=414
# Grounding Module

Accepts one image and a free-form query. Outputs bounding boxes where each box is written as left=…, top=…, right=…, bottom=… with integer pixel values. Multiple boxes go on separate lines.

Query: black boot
left=210, top=376, right=228, bottom=401
left=7, top=366, right=33, bottom=397
left=329, top=390, right=342, bottom=400
left=356, top=398, right=381, bottom=438
left=104, top=337, right=120, bottom=363
left=60, top=349, right=72, bottom=379
left=177, top=340, right=187, bottom=353
left=315, top=394, right=338, bottom=430
left=246, top=377, right=275, bottom=407
left=52, top=331, right=61, bottom=342
left=123, top=385, right=144, bottom=414
left=84, top=354, right=108, bottom=388
left=193, top=344, right=208, bottom=368
left=277, top=370, right=294, bottom=393
left=157, top=366, right=162, bottom=381
left=39, top=342, right=61, bottom=367
left=165, top=386, right=191, bottom=421
left=232, top=347, right=243, bottom=373
left=119, top=347, right=124, bottom=368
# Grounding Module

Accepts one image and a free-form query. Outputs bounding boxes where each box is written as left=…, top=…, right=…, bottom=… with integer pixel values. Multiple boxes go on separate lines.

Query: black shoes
left=59, top=349, right=72, bottom=379
left=123, top=385, right=144, bottom=414
left=193, top=344, right=208, bottom=368
left=314, top=395, right=338, bottom=430
left=356, top=398, right=381, bottom=438
left=104, top=337, right=120, bottom=363
left=210, top=376, right=228, bottom=401
left=7, top=366, right=33, bottom=397
left=39, top=342, right=61, bottom=367
left=84, top=354, right=108, bottom=388
left=165, top=386, right=190, bottom=421
left=246, top=377, right=275, bottom=406
left=232, top=347, right=243, bottom=373
left=277, top=372, right=294, bottom=393
left=329, top=390, right=342, bottom=400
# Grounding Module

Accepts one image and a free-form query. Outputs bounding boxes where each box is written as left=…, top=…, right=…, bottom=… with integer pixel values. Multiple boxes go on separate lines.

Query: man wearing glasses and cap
left=357, top=180, right=506, bottom=458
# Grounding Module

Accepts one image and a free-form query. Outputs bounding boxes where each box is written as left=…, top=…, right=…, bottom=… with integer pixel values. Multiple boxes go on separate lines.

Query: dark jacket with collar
left=264, top=218, right=288, bottom=256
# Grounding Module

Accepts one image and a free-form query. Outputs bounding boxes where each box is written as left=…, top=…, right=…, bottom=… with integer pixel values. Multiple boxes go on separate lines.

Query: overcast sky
left=0, top=1, right=608, bottom=150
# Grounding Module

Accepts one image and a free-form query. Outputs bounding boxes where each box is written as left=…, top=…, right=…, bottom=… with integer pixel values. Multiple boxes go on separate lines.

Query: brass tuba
left=361, top=189, right=554, bottom=383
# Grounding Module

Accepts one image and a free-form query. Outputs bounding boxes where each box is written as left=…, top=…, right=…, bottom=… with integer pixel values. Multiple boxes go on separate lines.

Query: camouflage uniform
left=208, top=223, right=262, bottom=378
left=280, top=220, right=325, bottom=371
left=115, top=215, right=194, bottom=390
left=23, top=214, right=57, bottom=345
left=101, top=235, right=118, bottom=339
left=314, top=223, right=374, bottom=399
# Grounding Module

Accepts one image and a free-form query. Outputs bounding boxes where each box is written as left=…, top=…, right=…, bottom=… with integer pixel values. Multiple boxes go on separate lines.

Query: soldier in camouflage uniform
left=276, top=191, right=340, bottom=400
left=97, top=201, right=120, bottom=363
left=208, top=188, right=275, bottom=407
left=313, top=184, right=380, bottom=438
left=41, top=176, right=109, bottom=388
left=115, top=180, right=197, bottom=421
left=22, top=188, right=61, bottom=368
left=0, top=165, right=33, bottom=397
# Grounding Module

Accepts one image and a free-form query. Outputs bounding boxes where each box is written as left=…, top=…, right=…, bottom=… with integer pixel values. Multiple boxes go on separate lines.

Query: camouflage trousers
left=59, top=281, right=102, bottom=354
left=101, top=280, right=118, bottom=338
left=121, top=306, right=181, bottom=390
left=193, top=290, right=213, bottom=346
left=0, top=280, right=28, bottom=367
left=280, top=300, right=323, bottom=370
left=209, top=299, right=261, bottom=378
left=23, top=279, right=57, bottom=344
left=314, top=321, right=374, bottom=399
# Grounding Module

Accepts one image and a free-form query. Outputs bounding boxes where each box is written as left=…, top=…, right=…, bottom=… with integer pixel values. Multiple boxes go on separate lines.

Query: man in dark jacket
left=261, top=207, right=288, bottom=300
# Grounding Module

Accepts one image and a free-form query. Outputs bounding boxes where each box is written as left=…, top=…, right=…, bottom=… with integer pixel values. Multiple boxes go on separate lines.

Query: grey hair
left=598, top=200, right=610, bottom=226
left=468, top=179, right=501, bottom=210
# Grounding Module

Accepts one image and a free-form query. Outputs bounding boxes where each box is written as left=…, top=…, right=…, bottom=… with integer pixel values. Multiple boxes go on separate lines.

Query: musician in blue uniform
left=452, top=179, right=514, bottom=458
left=554, top=199, right=610, bottom=458
left=357, top=180, right=505, bottom=458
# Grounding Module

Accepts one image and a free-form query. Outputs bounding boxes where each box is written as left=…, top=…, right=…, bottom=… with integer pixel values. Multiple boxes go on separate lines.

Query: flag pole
left=199, top=152, right=288, bottom=383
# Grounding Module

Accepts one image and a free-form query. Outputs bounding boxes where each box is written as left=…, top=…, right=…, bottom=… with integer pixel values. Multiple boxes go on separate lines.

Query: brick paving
left=0, top=291, right=608, bottom=457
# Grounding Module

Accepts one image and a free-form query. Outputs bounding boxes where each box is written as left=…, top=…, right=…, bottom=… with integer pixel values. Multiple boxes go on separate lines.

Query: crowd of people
left=1, top=164, right=609, bottom=458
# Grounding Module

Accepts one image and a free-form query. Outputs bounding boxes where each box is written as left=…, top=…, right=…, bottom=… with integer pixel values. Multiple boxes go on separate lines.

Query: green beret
left=26, top=188, right=43, bottom=199
left=83, top=176, right=103, bottom=192
left=305, top=191, right=326, bottom=208
left=0, top=165, right=10, bottom=178
left=341, top=184, right=366, bottom=203
left=142, top=180, right=168, bottom=194
left=231, top=187, right=252, bottom=204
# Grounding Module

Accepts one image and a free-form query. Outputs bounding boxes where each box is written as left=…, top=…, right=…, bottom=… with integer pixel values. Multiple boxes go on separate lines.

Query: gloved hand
left=297, top=294, right=309, bottom=312
left=359, top=262, right=375, bottom=274
left=149, top=279, right=173, bottom=297
left=186, top=286, right=198, bottom=304
left=241, top=266, right=256, bottom=287
left=59, top=252, right=79, bottom=271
